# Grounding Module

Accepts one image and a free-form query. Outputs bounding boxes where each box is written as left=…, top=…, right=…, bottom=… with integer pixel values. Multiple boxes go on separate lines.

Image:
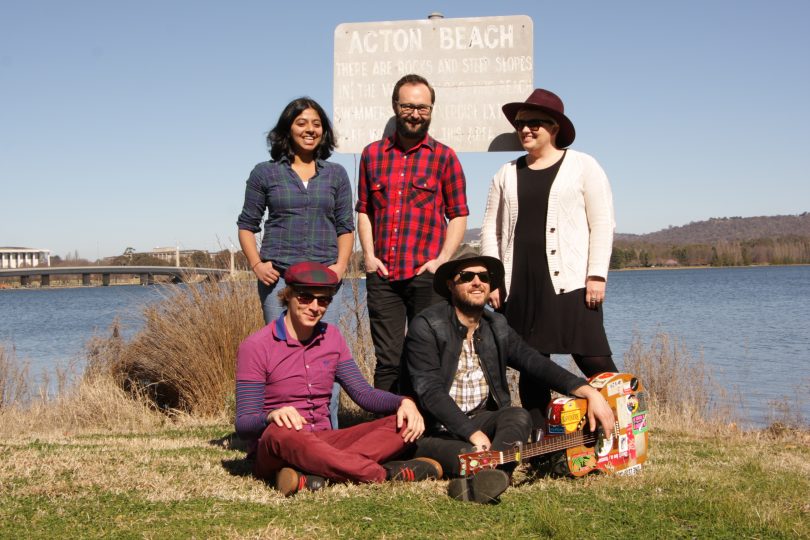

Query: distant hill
left=464, top=214, right=810, bottom=245
left=615, top=213, right=810, bottom=244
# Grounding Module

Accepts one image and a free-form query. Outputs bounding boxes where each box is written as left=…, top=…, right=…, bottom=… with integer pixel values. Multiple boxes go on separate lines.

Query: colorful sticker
left=607, top=379, right=624, bottom=396
left=616, top=464, right=643, bottom=476
left=569, top=452, right=597, bottom=473
left=588, top=372, right=614, bottom=388
left=547, top=424, right=565, bottom=435
left=596, top=432, right=614, bottom=457
left=632, top=414, right=648, bottom=434
left=626, top=394, right=639, bottom=414
left=616, top=396, right=631, bottom=428
left=618, top=434, right=629, bottom=456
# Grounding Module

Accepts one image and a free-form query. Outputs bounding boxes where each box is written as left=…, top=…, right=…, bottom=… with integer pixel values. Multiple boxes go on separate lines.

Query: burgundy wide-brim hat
left=502, top=89, right=576, bottom=148
left=284, top=262, right=340, bottom=289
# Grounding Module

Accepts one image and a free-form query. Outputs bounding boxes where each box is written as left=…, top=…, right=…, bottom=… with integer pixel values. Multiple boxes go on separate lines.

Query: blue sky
left=2, top=1, right=808, bottom=259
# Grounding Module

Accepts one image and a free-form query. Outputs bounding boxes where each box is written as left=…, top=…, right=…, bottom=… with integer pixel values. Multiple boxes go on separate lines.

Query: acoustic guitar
left=457, top=372, right=649, bottom=478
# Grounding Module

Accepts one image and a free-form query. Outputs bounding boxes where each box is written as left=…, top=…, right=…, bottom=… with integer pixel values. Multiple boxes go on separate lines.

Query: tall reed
left=90, top=280, right=264, bottom=416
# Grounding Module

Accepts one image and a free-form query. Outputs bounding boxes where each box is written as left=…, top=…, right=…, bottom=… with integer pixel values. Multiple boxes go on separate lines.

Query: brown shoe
left=274, top=467, right=327, bottom=497
left=384, top=457, right=443, bottom=481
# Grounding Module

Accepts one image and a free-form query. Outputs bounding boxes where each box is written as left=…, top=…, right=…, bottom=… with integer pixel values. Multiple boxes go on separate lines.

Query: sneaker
left=274, top=467, right=327, bottom=497
left=448, top=469, right=510, bottom=504
left=385, top=457, right=443, bottom=481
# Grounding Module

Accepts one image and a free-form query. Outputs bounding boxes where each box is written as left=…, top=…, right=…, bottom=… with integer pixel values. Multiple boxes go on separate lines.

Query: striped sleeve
left=235, top=380, right=268, bottom=438
left=335, top=358, right=402, bottom=414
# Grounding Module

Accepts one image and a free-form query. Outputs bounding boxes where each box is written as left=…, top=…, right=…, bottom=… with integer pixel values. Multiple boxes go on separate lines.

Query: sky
left=2, top=1, right=809, bottom=260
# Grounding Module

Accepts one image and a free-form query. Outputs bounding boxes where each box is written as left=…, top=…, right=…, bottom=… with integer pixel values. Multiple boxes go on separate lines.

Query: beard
left=451, top=288, right=488, bottom=316
left=395, top=115, right=431, bottom=140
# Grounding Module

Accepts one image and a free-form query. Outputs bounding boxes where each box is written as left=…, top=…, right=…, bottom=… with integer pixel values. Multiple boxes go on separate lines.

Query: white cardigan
left=480, top=149, right=615, bottom=297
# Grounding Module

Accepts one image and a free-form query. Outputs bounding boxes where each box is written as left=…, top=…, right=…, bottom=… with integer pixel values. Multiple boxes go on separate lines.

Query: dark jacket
left=404, top=302, right=587, bottom=440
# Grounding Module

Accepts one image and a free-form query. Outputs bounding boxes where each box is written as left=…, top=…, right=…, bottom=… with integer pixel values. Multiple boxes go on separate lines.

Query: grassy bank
left=1, top=281, right=808, bottom=538
left=1, top=417, right=807, bottom=539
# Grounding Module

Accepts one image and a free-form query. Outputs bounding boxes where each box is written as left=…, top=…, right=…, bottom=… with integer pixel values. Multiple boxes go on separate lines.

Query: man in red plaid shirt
left=356, top=74, right=469, bottom=393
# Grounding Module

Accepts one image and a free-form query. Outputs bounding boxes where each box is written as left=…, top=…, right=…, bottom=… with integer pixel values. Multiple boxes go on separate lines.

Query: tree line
left=611, top=236, right=810, bottom=269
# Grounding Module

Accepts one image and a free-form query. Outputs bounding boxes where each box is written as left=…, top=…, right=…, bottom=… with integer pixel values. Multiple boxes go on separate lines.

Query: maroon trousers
left=253, top=415, right=409, bottom=483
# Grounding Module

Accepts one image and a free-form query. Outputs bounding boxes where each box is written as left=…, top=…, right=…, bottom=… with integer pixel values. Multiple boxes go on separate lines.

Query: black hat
left=433, top=246, right=505, bottom=299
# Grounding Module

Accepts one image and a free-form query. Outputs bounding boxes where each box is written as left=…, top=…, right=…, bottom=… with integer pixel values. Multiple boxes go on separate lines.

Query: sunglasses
left=514, top=118, right=556, bottom=131
left=454, top=270, right=491, bottom=284
left=295, top=292, right=334, bottom=308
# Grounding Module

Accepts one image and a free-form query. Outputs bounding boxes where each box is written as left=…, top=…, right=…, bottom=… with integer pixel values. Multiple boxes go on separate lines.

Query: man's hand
left=468, top=430, right=492, bottom=452
left=396, top=397, right=425, bottom=443
left=253, top=261, right=281, bottom=286
left=267, top=406, right=308, bottom=431
left=416, top=258, right=443, bottom=275
left=574, top=385, right=615, bottom=439
left=363, top=254, right=389, bottom=277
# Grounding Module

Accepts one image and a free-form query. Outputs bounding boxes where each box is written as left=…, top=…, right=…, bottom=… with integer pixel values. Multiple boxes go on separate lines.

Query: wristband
left=251, top=261, right=262, bottom=270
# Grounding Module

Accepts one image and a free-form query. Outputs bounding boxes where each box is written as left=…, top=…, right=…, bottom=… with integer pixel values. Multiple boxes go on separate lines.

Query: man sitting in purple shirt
left=235, top=261, right=441, bottom=496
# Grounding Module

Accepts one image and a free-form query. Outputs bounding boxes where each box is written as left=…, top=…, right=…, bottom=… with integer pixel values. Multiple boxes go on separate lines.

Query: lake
left=1, top=265, right=808, bottom=427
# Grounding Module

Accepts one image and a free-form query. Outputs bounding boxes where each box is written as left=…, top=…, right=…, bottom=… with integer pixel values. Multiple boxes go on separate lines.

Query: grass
left=1, top=280, right=809, bottom=538
left=0, top=419, right=807, bottom=539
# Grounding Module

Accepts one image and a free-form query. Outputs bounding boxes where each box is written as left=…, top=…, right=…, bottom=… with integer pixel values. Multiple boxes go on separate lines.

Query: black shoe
left=384, top=457, right=443, bottom=481
left=448, top=469, right=510, bottom=504
left=274, top=467, right=327, bottom=497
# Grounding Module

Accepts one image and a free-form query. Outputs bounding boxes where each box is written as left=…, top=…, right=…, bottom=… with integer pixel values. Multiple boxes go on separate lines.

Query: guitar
left=458, top=372, right=650, bottom=478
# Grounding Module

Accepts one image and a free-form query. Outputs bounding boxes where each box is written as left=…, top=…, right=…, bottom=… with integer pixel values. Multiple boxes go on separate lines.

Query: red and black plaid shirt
left=356, top=134, right=469, bottom=281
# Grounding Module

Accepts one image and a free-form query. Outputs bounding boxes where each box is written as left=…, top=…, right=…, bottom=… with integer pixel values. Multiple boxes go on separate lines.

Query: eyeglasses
left=397, top=102, right=433, bottom=116
left=295, top=292, right=334, bottom=308
left=514, top=119, right=556, bottom=131
left=454, top=270, right=491, bottom=284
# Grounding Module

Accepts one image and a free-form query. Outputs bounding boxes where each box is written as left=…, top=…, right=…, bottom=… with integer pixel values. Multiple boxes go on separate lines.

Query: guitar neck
left=500, top=430, right=598, bottom=464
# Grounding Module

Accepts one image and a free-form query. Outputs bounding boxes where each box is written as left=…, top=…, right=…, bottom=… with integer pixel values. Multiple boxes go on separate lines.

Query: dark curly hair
left=267, top=97, right=336, bottom=161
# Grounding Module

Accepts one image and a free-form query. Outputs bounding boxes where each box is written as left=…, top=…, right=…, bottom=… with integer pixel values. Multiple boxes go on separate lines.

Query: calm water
left=1, top=266, right=808, bottom=426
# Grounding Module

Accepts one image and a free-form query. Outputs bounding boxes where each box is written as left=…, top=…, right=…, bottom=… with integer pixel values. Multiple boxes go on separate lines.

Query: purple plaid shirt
left=237, top=157, right=354, bottom=272
left=355, top=134, right=468, bottom=281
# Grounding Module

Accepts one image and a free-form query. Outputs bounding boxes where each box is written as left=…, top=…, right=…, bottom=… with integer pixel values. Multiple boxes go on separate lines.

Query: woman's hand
left=488, top=289, right=501, bottom=310
left=396, top=398, right=425, bottom=443
left=253, top=261, right=281, bottom=286
left=267, top=406, right=308, bottom=430
left=585, top=276, right=606, bottom=310
left=328, top=262, right=347, bottom=280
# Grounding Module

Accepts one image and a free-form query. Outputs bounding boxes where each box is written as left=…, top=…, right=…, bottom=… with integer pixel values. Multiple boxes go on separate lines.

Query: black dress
left=504, top=154, right=611, bottom=357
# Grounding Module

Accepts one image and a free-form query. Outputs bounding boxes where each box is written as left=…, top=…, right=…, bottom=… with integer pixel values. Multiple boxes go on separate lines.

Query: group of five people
left=235, top=74, right=617, bottom=503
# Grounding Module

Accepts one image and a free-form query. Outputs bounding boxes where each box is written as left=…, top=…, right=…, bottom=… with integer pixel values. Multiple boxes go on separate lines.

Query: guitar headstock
left=458, top=449, right=500, bottom=477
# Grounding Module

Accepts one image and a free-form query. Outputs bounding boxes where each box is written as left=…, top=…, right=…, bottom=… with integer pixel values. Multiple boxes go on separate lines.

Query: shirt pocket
left=370, top=182, right=387, bottom=210
left=407, top=176, right=437, bottom=209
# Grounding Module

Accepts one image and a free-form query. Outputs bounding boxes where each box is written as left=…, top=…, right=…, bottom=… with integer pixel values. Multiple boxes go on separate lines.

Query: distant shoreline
left=614, top=262, right=810, bottom=272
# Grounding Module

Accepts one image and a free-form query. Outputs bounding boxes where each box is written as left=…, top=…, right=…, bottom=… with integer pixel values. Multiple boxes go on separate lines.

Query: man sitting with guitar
left=403, top=248, right=615, bottom=503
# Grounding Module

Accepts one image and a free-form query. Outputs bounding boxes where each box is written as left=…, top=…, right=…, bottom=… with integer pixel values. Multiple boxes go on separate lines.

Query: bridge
left=0, top=266, right=232, bottom=287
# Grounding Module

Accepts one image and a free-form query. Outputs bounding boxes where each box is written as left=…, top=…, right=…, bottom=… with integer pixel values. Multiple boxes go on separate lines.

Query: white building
left=0, top=247, right=51, bottom=269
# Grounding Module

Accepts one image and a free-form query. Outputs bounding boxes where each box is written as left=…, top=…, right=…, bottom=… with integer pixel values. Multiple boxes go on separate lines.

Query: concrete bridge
left=0, top=266, right=231, bottom=287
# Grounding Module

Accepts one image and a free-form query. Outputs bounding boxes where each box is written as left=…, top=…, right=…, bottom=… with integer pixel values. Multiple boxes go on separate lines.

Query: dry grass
left=88, top=280, right=264, bottom=416
left=0, top=345, right=31, bottom=407
left=621, top=331, right=740, bottom=433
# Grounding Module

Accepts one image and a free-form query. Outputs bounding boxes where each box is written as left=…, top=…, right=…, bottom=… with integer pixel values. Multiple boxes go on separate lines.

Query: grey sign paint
left=333, top=15, right=533, bottom=153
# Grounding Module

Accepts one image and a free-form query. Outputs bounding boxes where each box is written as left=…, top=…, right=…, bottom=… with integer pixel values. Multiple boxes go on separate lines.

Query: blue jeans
left=258, top=277, right=341, bottom=429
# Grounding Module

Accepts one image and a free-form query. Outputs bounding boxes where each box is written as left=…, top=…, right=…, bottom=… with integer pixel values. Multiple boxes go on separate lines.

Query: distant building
left=0, top=247, right=51, bottom=269
left=148, top=247, right=210, bottom=265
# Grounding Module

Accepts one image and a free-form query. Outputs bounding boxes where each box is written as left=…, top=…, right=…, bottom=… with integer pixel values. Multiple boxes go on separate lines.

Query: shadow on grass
left=221, top=457, right=254, bottom=478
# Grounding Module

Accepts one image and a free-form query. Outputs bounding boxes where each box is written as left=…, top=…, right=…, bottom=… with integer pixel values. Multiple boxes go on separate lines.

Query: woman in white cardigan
left=480, top=89, right=618, bottom=431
